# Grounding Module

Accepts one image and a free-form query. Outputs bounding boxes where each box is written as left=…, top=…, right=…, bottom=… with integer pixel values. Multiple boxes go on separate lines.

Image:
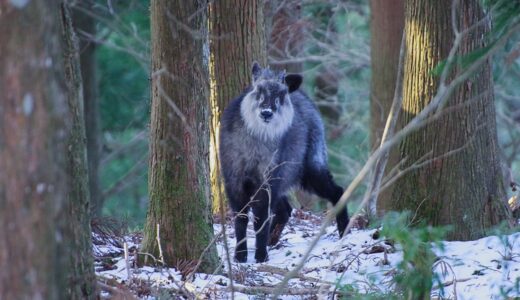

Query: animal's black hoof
left=337, top=213, right=349, bottom=238
left=234, top=251, right=247, bottom=263
left=254, top=250, right=268, bottom=263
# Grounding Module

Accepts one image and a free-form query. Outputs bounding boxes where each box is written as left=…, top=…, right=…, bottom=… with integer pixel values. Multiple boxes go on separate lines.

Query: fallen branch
left=256, top=264, right=334, bottom=285
left=432, top=277, right=471, bottom=290
left=97, top=280, right=138, bottom=299
left=228, top=284, right=330, bottom=296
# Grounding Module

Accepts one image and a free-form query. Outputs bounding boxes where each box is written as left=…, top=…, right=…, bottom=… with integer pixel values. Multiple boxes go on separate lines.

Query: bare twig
left=156, top=224, right=165, bottom=265
left=124, top=242, right=132, bottom=280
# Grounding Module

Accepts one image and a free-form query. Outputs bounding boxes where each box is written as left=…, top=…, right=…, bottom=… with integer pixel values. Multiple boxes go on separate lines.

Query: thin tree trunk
left=72, top=1, right=103, bottom=217
left=209, top=0, right=267, bottom=215
left=0, top=1, right=71, bottom=298
left=382, top=0, right=510, bottom=240
left=140, top=0, right=219, bottom=272
left=61, top=3, right=97, bottom=298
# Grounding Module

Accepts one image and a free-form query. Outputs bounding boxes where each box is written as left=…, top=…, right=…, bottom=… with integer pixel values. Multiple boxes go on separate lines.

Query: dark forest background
left=90, top=0, right=519, bottom=228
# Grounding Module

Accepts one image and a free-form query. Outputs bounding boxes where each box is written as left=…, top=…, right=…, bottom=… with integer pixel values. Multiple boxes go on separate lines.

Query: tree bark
left=140, top=0, right=219, bottom=272
left=380, top=0, right=511, bottom=240
left=61, top=3, right=97, bottom=298
left=71, top=1, right=103, bottom=217
left=268, top=0, right=304, bottom=73
left=370, top=0, right=405, bottom=148
left=209, top=0, right=267, bottom=215
left=369, top=0, right=405, bottom=216
left=0, top=1, right=72, bottom=298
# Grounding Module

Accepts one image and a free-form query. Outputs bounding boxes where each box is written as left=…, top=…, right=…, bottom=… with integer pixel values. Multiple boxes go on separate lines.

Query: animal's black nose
left=261, top=110, right=273, bottom=119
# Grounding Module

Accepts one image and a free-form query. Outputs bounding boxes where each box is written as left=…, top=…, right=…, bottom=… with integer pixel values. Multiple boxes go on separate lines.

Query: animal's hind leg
left=304, top=168, right=349, bottom=236
left=268, top=195, right=292, bottom=246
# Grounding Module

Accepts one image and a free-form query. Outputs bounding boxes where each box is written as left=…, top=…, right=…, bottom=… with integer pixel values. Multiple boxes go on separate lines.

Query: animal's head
left=240, top=62, right=303, bottom=140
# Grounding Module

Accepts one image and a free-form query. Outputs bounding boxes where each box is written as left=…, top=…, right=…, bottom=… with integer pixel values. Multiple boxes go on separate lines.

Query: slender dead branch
left=124, top=242, right=132, bottom=280
left=156, top=224, right=165, bottom=265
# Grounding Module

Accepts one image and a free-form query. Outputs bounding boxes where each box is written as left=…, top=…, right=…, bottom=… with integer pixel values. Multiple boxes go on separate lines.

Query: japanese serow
left=219, top=62, right=349, bottom=263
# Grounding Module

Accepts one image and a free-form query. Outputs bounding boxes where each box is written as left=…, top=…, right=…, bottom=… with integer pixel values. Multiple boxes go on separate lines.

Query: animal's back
left=290, top=91, right=329, bottom=169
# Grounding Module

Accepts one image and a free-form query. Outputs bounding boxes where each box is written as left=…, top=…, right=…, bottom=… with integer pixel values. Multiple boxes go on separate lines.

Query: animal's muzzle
left=260, top=110, right=273, bottom=122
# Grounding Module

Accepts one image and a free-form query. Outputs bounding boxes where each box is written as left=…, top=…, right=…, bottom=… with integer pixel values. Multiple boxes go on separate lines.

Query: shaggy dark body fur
left=219, top=63, right=349, bottom=262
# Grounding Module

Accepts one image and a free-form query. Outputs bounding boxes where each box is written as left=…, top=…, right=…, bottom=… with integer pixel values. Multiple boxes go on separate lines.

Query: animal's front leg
left=252, top=202, right=270, bottom=263
left=234, top=212, right=249, bottom=262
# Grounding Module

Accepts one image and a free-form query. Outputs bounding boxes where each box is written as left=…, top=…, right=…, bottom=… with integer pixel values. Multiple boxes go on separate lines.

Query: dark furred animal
left=219, top=62, right=349, bottom=263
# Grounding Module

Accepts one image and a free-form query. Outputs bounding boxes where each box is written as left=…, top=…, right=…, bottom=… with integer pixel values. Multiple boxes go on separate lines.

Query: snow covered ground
left=95, top=210, right=520, bottom=299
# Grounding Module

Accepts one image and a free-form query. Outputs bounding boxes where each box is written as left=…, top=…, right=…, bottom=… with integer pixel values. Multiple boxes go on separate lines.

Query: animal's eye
left=275, top=98, right=280, bottom=106
left=258, top=95, right=264, bottom=102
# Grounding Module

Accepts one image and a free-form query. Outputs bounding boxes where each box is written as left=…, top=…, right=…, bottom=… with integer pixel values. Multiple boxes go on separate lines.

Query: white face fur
left=240, top=84, right=294, bottom=141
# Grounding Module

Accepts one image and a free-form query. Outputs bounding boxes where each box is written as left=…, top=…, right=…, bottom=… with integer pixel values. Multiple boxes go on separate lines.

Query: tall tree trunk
left=369, top=0, right=405, bottom=215
left=140, top=0, right=219, bottom=272
left=209, top=0, right=267, bottom=215
left=370, top=0, right=405, bottom=148
left=268, top=0, right=304, bottom=73
left=61, top=3, right=97, bottom=298
left=0, top=1, right=72, bottom=298
left=380, top=0, right=511, bottom=240
left=72, top=1, right=103, bottom=217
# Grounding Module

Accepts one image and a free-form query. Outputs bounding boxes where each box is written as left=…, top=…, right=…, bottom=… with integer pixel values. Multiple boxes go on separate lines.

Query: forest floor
left=94, top=210, right=520, bottom=299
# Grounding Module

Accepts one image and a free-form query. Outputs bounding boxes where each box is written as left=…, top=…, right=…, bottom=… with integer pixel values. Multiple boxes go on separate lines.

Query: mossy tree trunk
left=209, top=0, right=267, bottom=215
left=71, top=1, right=103, bottom=217
left=61, top=3, right=97, bottom=298
left=380, top=0, right=511, bottom=240
left=140, top=0, right=219, bottom=272
left=0, top=1, right=93, bottom=298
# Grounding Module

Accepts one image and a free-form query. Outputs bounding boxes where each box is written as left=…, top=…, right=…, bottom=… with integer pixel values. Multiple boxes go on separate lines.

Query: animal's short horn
left=279, top=70, right=286, bottom=82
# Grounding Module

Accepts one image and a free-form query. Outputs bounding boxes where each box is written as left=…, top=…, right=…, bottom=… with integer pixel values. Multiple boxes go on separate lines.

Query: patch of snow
left=44, top=57, right=52, bottom=68
left=95, top=212, right=520, bottom=299
left=36, top=183, right=45, bottom=194
left=8, top=0, right=30, bottom=9
left=22, top=93, right=34, bottom=116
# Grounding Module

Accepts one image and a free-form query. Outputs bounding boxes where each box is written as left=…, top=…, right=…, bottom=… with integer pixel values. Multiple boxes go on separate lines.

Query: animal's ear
left=284, top=74, right=303, bottom=93
left=252, top=61, right=262, bottom=83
